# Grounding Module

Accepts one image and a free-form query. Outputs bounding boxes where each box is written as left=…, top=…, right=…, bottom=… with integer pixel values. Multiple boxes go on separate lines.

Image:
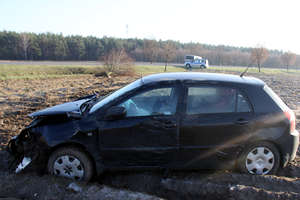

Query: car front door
left=99, top=84, right=181, bottom=167
left=179, top=84, right=254, bottom=169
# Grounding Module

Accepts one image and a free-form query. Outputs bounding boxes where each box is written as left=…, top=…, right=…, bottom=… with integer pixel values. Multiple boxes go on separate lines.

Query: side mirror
left=105, top=106, right=126, bottom=120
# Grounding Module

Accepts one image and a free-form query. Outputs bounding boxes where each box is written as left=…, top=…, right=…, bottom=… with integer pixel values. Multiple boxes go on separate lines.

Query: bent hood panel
left=29, top=99, right=89, bottom=117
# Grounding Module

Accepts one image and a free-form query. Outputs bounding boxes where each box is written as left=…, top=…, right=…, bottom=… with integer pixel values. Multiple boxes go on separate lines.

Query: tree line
left=0, top=31, right=299, bottom=68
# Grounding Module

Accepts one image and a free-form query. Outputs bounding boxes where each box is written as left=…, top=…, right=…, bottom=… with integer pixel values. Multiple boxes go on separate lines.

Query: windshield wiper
left=80, top=95, right=98, bottom=113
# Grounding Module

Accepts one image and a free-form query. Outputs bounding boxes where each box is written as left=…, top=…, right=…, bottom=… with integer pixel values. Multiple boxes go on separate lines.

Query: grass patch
left=0, top=64, right=103, bottom=80
left=207, top=66, right=300, bottom=74
left=0, top=64, right=298, bottom=80
left=135, top=65, right=300, bottom=75
left=134, top=65, right=186, bottom=75
left=0, top=64, right=187, bottom=80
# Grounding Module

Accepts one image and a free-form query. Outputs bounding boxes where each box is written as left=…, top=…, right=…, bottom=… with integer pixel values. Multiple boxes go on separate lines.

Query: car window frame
left=236, top=89, right=254, bottom=113
left=89, top=79, right=143, bottom=114
left=89, top=85, right=142, bottom=119
left=106, top=82, right=181, bottom=119
left=182, top=83, right=254, bottom=116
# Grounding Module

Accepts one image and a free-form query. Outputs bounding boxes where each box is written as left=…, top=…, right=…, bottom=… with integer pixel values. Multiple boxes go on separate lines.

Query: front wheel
left=238, top=141, right=280, bottom=175
left=47, top=147, right=94, bottom=181
left=185, top=64, right=191, bottom=70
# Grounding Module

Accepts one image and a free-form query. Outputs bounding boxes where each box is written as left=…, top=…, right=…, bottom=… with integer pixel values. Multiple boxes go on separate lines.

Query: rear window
left=263, top=85, right=289, bottom=111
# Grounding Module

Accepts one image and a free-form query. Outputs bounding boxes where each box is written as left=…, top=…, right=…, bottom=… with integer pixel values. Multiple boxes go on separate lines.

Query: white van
left=184, top=55, right=209, bottom=69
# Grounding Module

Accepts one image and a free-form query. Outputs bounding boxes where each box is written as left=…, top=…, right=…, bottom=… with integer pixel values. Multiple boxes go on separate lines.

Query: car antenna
left=240, top=64, right=251, bottom=77
left=141, top=73, right=144, bottom=84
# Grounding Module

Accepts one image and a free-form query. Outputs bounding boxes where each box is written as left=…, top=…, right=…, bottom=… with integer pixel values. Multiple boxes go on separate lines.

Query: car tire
left=200, top=65, right=205, bottom=69
left=186, top=64, right=191, bottom=70
left=238, top=141, right=280, bottom=175
left=47, top=147, right=94, bottom=181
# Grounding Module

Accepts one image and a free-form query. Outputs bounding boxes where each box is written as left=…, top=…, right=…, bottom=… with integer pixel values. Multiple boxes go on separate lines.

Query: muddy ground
left=0, top=71, right=299, bottom=200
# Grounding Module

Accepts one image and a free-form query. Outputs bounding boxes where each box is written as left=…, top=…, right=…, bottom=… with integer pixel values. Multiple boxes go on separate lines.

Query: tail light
left=284, top=109, right=296, bottom=133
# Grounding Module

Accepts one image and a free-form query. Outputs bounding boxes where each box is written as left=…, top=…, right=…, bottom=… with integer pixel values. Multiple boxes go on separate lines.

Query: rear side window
left=186, top=86, right=252, bottom=115
left=263, top=85, right=289, bottom=111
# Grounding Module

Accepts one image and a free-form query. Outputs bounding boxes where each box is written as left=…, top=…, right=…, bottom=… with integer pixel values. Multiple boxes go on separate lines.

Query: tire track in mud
left=99, top=171, right=300, bottom=200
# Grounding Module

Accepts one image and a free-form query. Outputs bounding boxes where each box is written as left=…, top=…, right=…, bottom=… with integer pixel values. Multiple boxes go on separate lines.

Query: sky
left=1, top=0, right=300, bottom=53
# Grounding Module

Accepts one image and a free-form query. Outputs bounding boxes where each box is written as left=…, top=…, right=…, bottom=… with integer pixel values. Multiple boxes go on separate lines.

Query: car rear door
left=179, top=83, right=254, bottom=169
left=99, top=83, right=181, bottom=168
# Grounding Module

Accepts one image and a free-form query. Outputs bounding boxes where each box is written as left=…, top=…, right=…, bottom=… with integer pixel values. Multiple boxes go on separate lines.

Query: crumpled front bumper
left=6, top=129, right=48, bottom=173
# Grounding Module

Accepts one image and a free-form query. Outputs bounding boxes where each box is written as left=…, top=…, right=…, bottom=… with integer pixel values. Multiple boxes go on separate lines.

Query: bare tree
left=103, top=48, right=135, bottom=76
left=215, top=46, right=225, bottom=66
left=250, top=46, right=269, bottom=72
left=186, top=43, right=199, bottom=55
left=163, top=41, right=176, bottom=72
left=20, top=33, right=31, bottom=60
left=144, top=39, right=158, bottom=64
left=281, top=52, right=296, bottom=72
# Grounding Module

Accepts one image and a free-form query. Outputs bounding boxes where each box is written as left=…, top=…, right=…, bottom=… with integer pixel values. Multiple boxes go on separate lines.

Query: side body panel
left=96, top=82, right=184, bottom=168
left=178, top=83, right=256, bottom=169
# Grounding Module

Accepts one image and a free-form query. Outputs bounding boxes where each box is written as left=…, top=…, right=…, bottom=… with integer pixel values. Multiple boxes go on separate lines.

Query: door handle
left=164, top=121, right=177, bottom=128
left=235, top=119, right=249, bottom=125
left=164, top=123, right=177, bottom=128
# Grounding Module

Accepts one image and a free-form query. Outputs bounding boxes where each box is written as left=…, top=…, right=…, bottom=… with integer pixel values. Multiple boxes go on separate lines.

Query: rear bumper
left=278, top=130, right=299, bottom=167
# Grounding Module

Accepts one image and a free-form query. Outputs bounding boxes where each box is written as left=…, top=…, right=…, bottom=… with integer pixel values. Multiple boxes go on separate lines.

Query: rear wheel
left=238, top=141, right=280, bottom=175
left=47, top=147, right=94, bottom=181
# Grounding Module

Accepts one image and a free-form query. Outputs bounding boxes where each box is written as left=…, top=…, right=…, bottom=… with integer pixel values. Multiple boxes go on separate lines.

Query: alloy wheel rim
left=245, top=147, right=274, bottom=175
left=53, top=155, right=84, bottom=180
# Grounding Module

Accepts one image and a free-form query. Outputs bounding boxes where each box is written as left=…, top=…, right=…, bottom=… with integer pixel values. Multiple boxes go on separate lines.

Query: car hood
left=29, top=98, right=90, bottom=117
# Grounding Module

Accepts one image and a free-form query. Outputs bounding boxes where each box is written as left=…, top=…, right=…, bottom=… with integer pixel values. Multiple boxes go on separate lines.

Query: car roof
left=142, top=72, right=265, bottom=86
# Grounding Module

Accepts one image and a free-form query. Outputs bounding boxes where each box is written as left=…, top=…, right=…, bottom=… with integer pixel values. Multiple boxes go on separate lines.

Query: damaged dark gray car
left=7, top=72, right=299, bottom=181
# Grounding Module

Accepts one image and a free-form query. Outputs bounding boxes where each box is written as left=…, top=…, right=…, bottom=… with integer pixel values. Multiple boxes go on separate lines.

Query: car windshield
left=89, top=78, right=142, bottom=113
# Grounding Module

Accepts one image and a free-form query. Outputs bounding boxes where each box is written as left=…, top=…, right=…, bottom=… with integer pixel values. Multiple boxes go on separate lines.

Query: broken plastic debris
left=15, top=157, right=32, bottom=173
left=67, top=182, right=82, bottom=193
left=11, top=135, right=18, bottom=140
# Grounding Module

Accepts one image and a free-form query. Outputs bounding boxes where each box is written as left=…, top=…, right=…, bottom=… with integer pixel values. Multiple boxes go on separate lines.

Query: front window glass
left=118, top=87, right=178, bottom=117
left=186, top=86, right=236, bottom=114
left=89, top=79, right=142, bottom=113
